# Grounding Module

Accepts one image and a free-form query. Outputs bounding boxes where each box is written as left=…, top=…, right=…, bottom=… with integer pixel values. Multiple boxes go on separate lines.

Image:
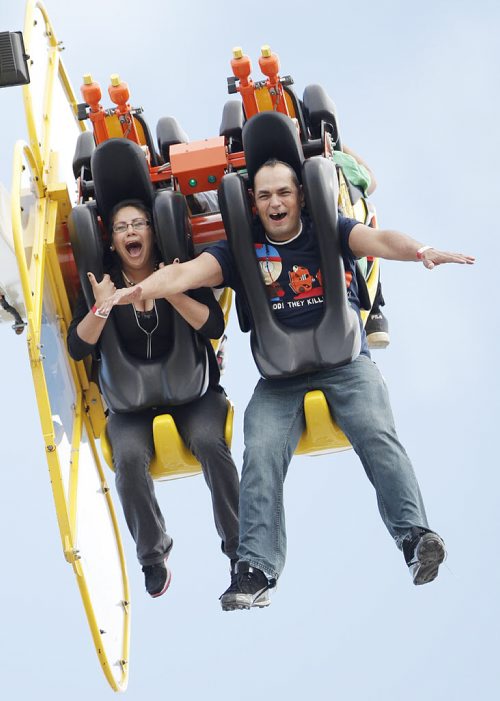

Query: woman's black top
left=67, top=267, right=224, bottom=387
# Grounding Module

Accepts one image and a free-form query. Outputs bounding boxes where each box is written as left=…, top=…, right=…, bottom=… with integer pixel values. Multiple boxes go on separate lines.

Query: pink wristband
left=416, top=245, right=433, bottom=260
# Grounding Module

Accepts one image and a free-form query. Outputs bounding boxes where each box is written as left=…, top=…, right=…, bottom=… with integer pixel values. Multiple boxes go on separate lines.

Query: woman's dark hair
left=109, top=199, right=153, bottom=228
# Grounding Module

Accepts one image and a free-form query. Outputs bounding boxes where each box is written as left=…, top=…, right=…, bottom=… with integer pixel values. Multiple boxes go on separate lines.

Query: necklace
left=132, top=300, right=159, bottom=360
left=122, top=270, right=136, bottom=287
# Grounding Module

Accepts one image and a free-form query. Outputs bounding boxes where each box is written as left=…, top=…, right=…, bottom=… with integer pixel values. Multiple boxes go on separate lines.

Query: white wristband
left=92, top=304, right=109, bottom=319
left=416, top=245, right=433, bottom=260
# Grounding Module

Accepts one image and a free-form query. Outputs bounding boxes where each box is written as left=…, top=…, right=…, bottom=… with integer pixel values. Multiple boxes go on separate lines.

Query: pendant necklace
left=122, top=270, right=136, bottom=287
left=122, top=269, right=158, bottom=359
left=132, top=300, right=158, bottom=360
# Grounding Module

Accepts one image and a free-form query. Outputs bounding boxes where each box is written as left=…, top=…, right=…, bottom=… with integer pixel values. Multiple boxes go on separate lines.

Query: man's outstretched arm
left=349, top=223, right=475, bottom=270
left=97, top=252, right=224, bottom=315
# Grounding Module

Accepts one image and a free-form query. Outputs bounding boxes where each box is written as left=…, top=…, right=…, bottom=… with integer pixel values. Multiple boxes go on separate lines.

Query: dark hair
left=109, top=199, right=153, bottom=229
left=255, top=158, right=301, bottom=191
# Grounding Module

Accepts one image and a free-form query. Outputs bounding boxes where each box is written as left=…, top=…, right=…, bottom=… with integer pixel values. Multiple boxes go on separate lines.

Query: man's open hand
left=97, top=285, right=143, bottom=316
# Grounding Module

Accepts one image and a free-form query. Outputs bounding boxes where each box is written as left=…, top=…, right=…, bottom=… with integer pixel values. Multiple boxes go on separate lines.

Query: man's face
left=253, top=163, right=303, bottom=242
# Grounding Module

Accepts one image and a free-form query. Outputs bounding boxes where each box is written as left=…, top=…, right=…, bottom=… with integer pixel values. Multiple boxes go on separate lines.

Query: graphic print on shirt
left=254, top=242, right=326, bottom=322
left=255, top=243, right=285, bottom=301
left=288, top=265, right=323, bottom=298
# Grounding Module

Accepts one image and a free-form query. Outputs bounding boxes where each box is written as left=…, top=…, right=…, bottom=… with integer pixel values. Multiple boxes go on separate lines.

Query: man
left=98, top=160, right=474, bottom=610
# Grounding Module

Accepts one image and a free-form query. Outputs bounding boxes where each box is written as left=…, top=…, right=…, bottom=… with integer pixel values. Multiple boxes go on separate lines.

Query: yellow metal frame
left=22, top=0, right=86, bottom=174
left=11, top=140, right=130, bottom=693
left=8, top=2, right=130, bottom=691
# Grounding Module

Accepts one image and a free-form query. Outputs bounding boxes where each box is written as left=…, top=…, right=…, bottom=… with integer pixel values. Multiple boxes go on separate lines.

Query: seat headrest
left=242, top=111, right=304, bottom=186
left=91, top=138, right=155, bottom=228
left=302, top=84, right=340, bottom=144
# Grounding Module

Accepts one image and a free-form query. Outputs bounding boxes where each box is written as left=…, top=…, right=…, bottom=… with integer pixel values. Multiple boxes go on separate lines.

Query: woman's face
left=111, top=205, right=155, bottom=271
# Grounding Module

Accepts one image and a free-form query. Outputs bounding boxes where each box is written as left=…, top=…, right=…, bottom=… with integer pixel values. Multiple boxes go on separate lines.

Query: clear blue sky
left=0, top=1, right=499, bottom=699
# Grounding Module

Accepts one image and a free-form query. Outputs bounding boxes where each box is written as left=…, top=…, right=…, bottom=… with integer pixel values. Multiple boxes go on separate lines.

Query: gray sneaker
left=403, top=528, right=446, bottom=585
left=220, top=562, right=273, bottom=611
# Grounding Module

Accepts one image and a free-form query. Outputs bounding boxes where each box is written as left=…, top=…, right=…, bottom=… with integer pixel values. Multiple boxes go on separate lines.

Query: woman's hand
left=87, top=273, right=116, bottom=307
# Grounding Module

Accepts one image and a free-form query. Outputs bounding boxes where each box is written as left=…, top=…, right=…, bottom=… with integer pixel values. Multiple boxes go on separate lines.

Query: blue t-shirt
left=207, top=212, right=370, bottom=356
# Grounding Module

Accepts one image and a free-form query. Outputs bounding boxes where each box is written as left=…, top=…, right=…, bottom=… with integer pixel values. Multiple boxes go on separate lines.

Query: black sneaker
left=219, top=559, right=239, bottom=610
left=220, top=561, right=273, bottom=611
left=365, top=309, right=390, bottom=349
left=142, top=539, right=173, bottom=598
left=403, top=528, right=446, bottom=585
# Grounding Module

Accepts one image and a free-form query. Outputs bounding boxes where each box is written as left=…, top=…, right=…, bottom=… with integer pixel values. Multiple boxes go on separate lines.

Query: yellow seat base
left=101, top=400, right=234, bottom=481
left=295, top=390, right=351, bottom=455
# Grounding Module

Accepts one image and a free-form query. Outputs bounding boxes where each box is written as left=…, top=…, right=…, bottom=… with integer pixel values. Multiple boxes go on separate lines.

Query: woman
left=67, top=200, right=239, bottom=599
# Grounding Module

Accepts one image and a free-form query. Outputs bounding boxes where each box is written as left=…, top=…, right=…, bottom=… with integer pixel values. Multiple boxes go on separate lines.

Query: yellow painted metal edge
left=22, top=1, right=44, bottom=174
left=28, top=0, right=86, bottom=126
left=79, top=408, right=131, bottom=692
left=41, top=257, right=130, bottom=694
left=12, top=135, right=129, bottom=691
left=11, top=141, right=44, bottom=344
left=44, top=205, right=130, bottom=691
left=22, top=1, right=87, bottom=179
left=46, top=271, right=129, bottom=689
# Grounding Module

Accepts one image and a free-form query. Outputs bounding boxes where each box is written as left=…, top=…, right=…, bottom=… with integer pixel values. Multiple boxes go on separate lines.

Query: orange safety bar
left=80, top=74, right=109, bottom=143
left=230, top=45, right=292, bottom=119
left=230, top=47, right=259, bottom=119
left=108, top=74, right=141, bottom=145
left=258, top=45, right=289, bottom=116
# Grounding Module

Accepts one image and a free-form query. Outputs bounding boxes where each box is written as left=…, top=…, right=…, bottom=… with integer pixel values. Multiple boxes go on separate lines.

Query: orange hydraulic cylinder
left=230, top=47, right=259, bottom=119
left=258, top=45, right=289, bottom=115
left=108, top=74, right=140, bottom=144
left=80, top=74, right=109, bottom=144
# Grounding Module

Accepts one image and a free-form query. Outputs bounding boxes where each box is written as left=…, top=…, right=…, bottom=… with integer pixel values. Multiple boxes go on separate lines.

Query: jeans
left=107, top=386, right=239, bottom=566
left=237, top=355, right=429, bottom=580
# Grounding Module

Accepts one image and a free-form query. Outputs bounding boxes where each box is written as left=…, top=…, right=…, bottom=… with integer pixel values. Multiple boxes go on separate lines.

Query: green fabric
left=357, top=256, right=368, bottom=277
left=332, top=151, right=371, bottom=196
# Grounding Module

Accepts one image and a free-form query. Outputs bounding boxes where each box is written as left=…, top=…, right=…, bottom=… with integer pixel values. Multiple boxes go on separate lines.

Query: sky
left=0, top=0, right=499, bottom=699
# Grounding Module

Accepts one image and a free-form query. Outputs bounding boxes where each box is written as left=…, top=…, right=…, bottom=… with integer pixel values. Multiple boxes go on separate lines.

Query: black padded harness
left=69, top=138, right=208, bottom=412
left=218, top=112, right=360, bottom=379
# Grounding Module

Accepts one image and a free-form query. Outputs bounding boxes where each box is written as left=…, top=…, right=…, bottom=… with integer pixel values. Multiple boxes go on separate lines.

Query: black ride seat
left=69, top=137, right=232, bottom=477
left=219, top=110, right=358, bottom=453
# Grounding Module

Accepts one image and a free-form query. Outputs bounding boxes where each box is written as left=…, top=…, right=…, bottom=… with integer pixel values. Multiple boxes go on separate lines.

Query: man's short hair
left=255, top=159, right=301, bottom=191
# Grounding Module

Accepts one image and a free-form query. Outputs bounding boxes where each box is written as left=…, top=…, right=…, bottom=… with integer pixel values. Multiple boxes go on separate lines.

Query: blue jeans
left=237, top=355, right=429, bottom=580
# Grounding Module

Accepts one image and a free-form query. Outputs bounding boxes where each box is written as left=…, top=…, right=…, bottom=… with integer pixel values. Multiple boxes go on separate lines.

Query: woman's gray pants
left=106, top=387, right=239, bottom=567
